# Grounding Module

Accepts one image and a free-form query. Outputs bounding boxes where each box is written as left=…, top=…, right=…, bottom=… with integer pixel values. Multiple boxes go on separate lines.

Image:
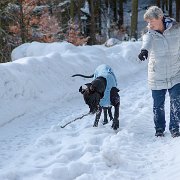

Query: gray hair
left=144, top=6, right=164, bottom=20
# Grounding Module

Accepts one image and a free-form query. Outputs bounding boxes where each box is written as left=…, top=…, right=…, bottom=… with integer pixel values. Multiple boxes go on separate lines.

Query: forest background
left=0, top=0, right=179, bottom=63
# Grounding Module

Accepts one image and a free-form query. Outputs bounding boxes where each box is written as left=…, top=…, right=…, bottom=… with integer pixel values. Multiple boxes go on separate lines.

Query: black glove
left=138, top=49, right=148, bottom=61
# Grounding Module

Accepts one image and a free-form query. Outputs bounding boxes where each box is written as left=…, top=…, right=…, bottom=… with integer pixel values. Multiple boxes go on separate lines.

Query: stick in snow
left=60, top=112, right=90, bottom=128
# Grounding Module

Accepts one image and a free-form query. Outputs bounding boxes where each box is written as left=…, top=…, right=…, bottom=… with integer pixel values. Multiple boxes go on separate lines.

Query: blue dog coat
left=93, top=64, right=117, bottom=107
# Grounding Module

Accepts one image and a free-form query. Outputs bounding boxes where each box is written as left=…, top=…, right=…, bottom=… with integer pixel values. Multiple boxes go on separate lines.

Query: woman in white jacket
left=138, top=6, right=180, bottom=137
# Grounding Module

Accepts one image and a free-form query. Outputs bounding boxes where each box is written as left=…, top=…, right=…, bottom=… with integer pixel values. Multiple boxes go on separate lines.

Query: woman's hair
left=144, top=6, right=164, bottom=20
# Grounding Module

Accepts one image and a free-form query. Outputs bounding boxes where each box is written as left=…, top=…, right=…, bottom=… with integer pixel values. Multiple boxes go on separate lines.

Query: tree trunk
left=88, top=0, right=96, bottom=44
left=169, top=0, right=172, bottom=17
left=18, top=0, right=26, bottom=43
left=101, top=0, right=110, bottom=40
left=70, top=0, right=74, bottom=21
left=95, top=0, right=101, bottom=35
left=156, top=0, right=161, bottom=7
left=165, top=0, right=168, bottom=11
left=161, top=0, right=165, bottom=12
left=112, top=0, right=117, bottom=23
left=176, top=0, right=180, bottom=22
left=77, top=0, right=83, bottom=29
left=131, top=0, right=138, bottom=39
left=0, top=0, right=14, bottom=62
left=106, top=0, right=111, bottom=39
left=118, top=0, right=124, bottom=28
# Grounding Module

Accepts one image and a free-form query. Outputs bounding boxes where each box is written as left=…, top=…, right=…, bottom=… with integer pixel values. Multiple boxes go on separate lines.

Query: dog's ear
left=79, top=83, right=94, bottom=94
left=79, top=86, right=85, bottom=94
left=85, top=83, right=95, bottom=93
left=85, top=83, right=92, bottom=89
left=116, top=87, right=120, bottom=92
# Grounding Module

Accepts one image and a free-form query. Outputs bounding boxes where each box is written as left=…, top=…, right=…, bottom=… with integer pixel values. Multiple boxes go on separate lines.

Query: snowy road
left=1, top=71, right=178, bottom=180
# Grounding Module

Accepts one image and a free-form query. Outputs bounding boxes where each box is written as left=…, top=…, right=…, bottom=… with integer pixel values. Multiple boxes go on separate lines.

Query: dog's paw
left=111, top=125, right=119, bottom=130
left=111, top=120, right=119, bottom=130
left=102, top=120, right=108, bottom=125
left=93, top=121, right=98, bottom=127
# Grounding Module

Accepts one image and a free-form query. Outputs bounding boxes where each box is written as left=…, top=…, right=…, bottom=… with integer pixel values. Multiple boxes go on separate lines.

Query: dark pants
left=152, top=83, right=180, bottom=133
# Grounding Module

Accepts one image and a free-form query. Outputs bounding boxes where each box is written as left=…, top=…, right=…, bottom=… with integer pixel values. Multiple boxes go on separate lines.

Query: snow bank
left=1, top=41, right=146, bottom=127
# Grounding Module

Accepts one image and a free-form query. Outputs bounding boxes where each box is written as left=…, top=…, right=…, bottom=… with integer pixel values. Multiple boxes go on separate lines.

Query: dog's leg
left=102, top=107, right=108, bottom=125
left=108, top=107, right=113, bottom=121
left=112, top=102, right=120, bottom=130
left=93, top=106, right=102, bottom=127
left=110, top=87, right=120, bottom=130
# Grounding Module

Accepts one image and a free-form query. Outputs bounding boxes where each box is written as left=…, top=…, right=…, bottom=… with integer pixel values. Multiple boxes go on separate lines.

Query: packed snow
left=0, top=41, right=180, bottom=180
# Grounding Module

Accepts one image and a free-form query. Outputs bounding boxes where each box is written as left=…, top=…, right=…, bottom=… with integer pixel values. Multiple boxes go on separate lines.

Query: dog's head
left=79, top=83, right=101, bottom=114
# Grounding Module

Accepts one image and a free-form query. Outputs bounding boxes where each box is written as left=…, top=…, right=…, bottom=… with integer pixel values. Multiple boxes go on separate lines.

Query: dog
left=72, top=64, right=120, bottom=130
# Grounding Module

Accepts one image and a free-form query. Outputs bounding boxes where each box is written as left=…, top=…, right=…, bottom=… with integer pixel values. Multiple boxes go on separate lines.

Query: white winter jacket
left=141, top=18, right=180, bottom=90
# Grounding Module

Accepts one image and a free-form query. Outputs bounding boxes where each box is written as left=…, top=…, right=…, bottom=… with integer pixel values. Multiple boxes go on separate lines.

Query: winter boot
left=155, top=129, right=164, bottom=137
left=171, top=130, right=180, bottom=138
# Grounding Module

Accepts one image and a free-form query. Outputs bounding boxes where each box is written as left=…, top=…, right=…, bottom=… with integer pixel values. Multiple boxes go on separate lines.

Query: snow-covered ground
left=1, top=41, right=180, bottom=180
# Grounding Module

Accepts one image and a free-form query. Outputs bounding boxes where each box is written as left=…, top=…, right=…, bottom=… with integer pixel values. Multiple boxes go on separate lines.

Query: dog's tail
left=71, top=74, right=94, bottom=78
